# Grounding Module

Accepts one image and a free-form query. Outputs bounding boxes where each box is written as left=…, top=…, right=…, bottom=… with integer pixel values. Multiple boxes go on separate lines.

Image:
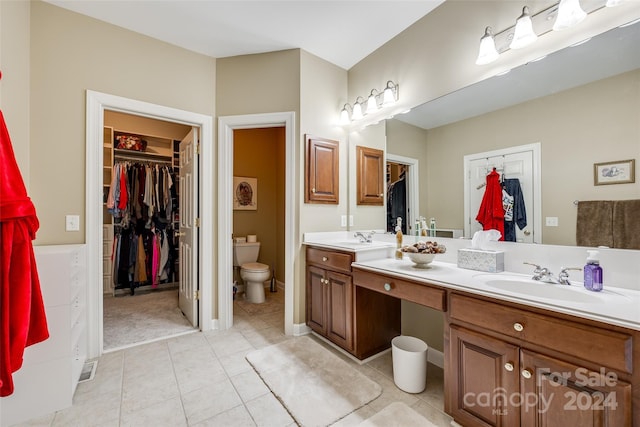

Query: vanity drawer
left=352, top=269, right=446, bottom=311
left=449, top=293, right=632, bottom=373
left=306, top=247, right=353, bottom=273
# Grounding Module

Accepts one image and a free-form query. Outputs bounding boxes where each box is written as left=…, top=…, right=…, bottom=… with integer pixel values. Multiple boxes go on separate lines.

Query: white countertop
left=352, top=257, right=640, bottom=332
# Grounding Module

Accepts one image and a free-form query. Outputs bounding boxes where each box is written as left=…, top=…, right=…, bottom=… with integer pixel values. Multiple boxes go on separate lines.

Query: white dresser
left=0, top=244, right=87, bottom=426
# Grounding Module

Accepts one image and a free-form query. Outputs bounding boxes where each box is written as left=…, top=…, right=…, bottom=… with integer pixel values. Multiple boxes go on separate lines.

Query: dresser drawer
left=306, top=247, right=353, bottom=273
left=352, top=269, right=446, bottom=311
left=449, top=293, right=632, bottom=373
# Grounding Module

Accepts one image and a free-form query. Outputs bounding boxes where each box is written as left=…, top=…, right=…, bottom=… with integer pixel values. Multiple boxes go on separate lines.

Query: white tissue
left=470, top=229, right=501, bottom=250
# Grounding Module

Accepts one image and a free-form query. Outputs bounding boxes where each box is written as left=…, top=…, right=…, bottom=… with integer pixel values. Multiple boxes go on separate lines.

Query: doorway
left=101, top=111, right=198, bottom=351
left=463, top=143, right=541, bottom=243
left=386, top=154, right=419, bottom=235
left=86, top=90, right=214, bottom=359
left=218, top=112, right=296, bottom=335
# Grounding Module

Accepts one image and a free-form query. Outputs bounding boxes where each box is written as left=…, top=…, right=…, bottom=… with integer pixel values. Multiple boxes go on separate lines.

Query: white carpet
left=358, top=402, right=439, bottom=427
left=246, top=336, right=382, bottom=427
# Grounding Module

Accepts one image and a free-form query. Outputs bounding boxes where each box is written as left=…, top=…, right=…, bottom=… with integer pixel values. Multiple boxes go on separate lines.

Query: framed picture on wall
left=233, top=176, right=257, bottom=210
left=594, top=159, right=635, bottom=186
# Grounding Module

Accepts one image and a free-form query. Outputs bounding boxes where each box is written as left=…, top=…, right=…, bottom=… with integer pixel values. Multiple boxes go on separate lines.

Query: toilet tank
left=233, top=242, right=260, bottom=266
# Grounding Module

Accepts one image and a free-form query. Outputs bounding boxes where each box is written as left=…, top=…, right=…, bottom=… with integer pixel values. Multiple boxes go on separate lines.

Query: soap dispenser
left=583, top=250, right=603, bottom=292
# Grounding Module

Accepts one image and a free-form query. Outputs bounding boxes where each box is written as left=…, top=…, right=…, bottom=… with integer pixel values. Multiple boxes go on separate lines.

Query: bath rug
left=246, top=336, right=382, bottom=426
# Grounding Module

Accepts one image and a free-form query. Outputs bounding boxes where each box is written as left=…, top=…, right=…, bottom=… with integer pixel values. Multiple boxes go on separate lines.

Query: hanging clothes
left=502, top=178, right=527, bottom=242
left=0, top=110, right=49, bottom=397
left=387, top=173, right=407, bottom=233
left=476, top=168, right=505, bottom=240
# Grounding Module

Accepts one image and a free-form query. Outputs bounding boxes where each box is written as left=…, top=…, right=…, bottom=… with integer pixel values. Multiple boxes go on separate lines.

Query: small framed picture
left=233, top=176, right=257, bottom=210
left=594, top=159, right=635, bottom=186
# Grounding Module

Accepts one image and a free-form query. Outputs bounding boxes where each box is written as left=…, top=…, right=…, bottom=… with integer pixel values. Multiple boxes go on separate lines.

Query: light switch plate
left=545, top=216, right=558, bottom=227
left=65, top=215, right=80, bottom=231
left=349, top=215, right=354, bottom=227
left=341, top=215, right=347, bottom=227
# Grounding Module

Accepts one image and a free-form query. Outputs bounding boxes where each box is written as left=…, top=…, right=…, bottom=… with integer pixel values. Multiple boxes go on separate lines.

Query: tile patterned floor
left=13, top=290, right=453, bottom=426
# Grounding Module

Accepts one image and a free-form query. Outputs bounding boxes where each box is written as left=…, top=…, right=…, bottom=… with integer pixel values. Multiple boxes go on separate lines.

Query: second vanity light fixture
left=476, top=0, right=621, bottom=65
left=340, top=80, right=398, bottom=125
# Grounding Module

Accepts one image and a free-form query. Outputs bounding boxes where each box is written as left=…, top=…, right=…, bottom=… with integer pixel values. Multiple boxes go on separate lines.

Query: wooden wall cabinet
left=446, top=293, right=633, bottom=427
left=305, top=135, right=339, bottom=204
left=356, top=145, right=384, bottom=205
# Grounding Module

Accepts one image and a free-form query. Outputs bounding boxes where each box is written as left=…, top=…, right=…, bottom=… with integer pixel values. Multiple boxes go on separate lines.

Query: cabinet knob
left=504, top=362, right=514, bottom=372
left=322, top=256, right=328, bottom=262
left=521, top=369, right=532, bottom=379
left=524, top=229, right=531, bottom=236
left=384, top=283, right=392, bottom=291
left=312, top=187, right=316, bottom=193
left=379, top=193, right=384, bottom=197
left=513, top=322, right=524, bottom=332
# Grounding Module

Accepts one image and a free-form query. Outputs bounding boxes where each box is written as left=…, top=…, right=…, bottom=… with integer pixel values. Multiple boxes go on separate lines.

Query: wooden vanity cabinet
left=306, top=247, right=354, bottom=351
left=446, top=292, right=634, bottom=427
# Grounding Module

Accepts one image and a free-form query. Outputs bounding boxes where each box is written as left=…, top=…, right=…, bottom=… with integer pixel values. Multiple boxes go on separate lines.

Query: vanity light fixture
left=476, top=27, right=500, bottom=65
left=339, top=81, right=399, bottom=125
left=510, top=6, right=538, bottom=49
left=382, top=81, right=399, bottom=105
left=553, top=0, right=587, bottom=31
left=366, top=89, right=380, bottom=113
left=475, top=0, right=611, bottom=66
left=352, top=97, right=365, bottom=121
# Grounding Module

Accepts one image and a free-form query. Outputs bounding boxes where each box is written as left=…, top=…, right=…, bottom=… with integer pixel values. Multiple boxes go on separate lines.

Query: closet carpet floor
left=15, top=289, right=452, bottom=427
left=103, top=288, right=196, bottom=351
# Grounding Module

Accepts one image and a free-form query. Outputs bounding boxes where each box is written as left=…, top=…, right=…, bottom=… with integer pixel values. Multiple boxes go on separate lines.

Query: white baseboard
left=428, top=348, right=444, bottom=369
left=293, top=322, right=311, bottom=336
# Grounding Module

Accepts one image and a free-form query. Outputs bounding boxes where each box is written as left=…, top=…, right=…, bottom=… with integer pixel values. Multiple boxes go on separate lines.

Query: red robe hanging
left=0, top=109, right=49, bottom=397
left=475, top=169, right=505, bottom=240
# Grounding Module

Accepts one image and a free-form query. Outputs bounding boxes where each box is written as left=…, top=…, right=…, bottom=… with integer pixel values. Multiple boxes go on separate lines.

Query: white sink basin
left=473, top=273, right=602, bottom=303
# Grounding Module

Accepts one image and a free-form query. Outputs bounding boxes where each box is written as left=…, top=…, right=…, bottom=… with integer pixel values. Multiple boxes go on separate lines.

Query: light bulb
left=510, top=7, right=538, bottom=49
left=476, top=27, right=499, bottom=65
left=553, top=0, right=587, bottom=31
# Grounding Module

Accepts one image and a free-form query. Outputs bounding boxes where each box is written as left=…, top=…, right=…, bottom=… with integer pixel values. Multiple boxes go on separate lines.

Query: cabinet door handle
left=384, top=283, right=392, bottom=291
left=521, top=369, right=532, bottom=379
left=322, top=256, right=328, bottom=262
left=513, top=322, right=524, bottom=332
left=504, top=362, right=514, bottom=372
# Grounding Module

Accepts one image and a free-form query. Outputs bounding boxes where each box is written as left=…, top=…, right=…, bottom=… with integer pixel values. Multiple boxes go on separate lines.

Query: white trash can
left=391, top=335, right=428, bottom=393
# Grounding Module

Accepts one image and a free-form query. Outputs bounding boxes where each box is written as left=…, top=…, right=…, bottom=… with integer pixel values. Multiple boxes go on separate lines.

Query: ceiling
left=44, top=0, right=445, bottom=70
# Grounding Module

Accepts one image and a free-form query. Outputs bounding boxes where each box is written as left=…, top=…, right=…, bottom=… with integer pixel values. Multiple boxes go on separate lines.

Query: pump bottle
left=583, top=250, right=603, bottom=292
left=395, top=217, right=403, bottom=260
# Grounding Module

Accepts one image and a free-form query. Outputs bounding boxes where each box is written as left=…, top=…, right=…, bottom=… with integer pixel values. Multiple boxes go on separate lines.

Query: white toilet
left=233, top=241, right=270, bottom=303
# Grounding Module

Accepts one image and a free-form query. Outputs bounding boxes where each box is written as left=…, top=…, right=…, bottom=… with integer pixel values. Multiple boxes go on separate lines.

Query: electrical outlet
left=341, top=215, right=347, bottom=227
left=65, top=215, right=80, bottom=231
left=545, top=216, right=558, bottom=227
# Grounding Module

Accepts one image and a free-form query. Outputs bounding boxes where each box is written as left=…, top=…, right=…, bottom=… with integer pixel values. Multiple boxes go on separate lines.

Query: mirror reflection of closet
left=386, top=162, right=408, bottom=234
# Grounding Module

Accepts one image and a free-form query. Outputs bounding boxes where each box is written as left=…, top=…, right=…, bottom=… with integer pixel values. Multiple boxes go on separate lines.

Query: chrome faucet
left=523, top=262, right=582, bottom=285
left=353, top=231, right=375, bottom=243
left=523, top=262, right=558, bottom=283
left=558, top=267, right=582, bottom=286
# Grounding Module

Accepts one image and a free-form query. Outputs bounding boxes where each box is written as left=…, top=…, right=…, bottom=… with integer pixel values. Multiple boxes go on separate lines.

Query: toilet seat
left=241, top=262, right=269, bottom=272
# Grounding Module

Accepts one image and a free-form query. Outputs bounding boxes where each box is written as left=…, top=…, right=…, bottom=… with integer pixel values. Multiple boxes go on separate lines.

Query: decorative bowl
left=405, top=252, right=437, bottom=268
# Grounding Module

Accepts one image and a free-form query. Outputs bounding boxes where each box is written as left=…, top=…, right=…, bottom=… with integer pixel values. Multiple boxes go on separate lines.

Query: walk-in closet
left=102, top=111, right=196, bottom=350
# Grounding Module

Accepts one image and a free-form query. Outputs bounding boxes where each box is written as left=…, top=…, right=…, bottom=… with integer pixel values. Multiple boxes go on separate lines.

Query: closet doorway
left=386, top=154, right=419, bottom=235
left=86, top=90, right=214, bottom=359
left=102, top=111, right=197, bottom=351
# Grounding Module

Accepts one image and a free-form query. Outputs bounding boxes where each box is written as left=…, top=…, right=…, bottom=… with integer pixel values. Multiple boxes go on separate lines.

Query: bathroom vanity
left=303, top=238, right=640, bottom=426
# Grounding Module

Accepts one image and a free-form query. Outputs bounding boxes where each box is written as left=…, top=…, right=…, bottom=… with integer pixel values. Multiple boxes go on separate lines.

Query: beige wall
left=426, top=69, right=640, bottom=245
left=0, top=0, right=30, bottom=187
left=348, top=0, right=640, bottom=119
left=29, top=0, right=215, bottom=246
left=233, top=127, right=285, bottom=283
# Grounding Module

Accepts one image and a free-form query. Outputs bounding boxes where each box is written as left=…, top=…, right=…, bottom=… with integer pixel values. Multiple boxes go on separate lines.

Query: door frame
left=218, top=112, right=295, bottom=335
left=86, top=90, right=214, bottom=358
left=386, top=153, right=419, bottom=234
left=463, top=142, right=542, bottom=243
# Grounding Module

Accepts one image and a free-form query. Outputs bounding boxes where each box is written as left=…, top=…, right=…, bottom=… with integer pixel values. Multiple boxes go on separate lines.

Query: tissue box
left=457, top=248, right=504, bottom=273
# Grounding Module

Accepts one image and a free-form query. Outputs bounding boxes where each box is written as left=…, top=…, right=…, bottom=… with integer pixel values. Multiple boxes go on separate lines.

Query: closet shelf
left=114, top=149, right=173, bottom=163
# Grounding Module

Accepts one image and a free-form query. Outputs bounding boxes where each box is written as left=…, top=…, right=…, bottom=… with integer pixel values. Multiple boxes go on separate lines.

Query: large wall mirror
left=380, top=19, right=639, bottom=248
